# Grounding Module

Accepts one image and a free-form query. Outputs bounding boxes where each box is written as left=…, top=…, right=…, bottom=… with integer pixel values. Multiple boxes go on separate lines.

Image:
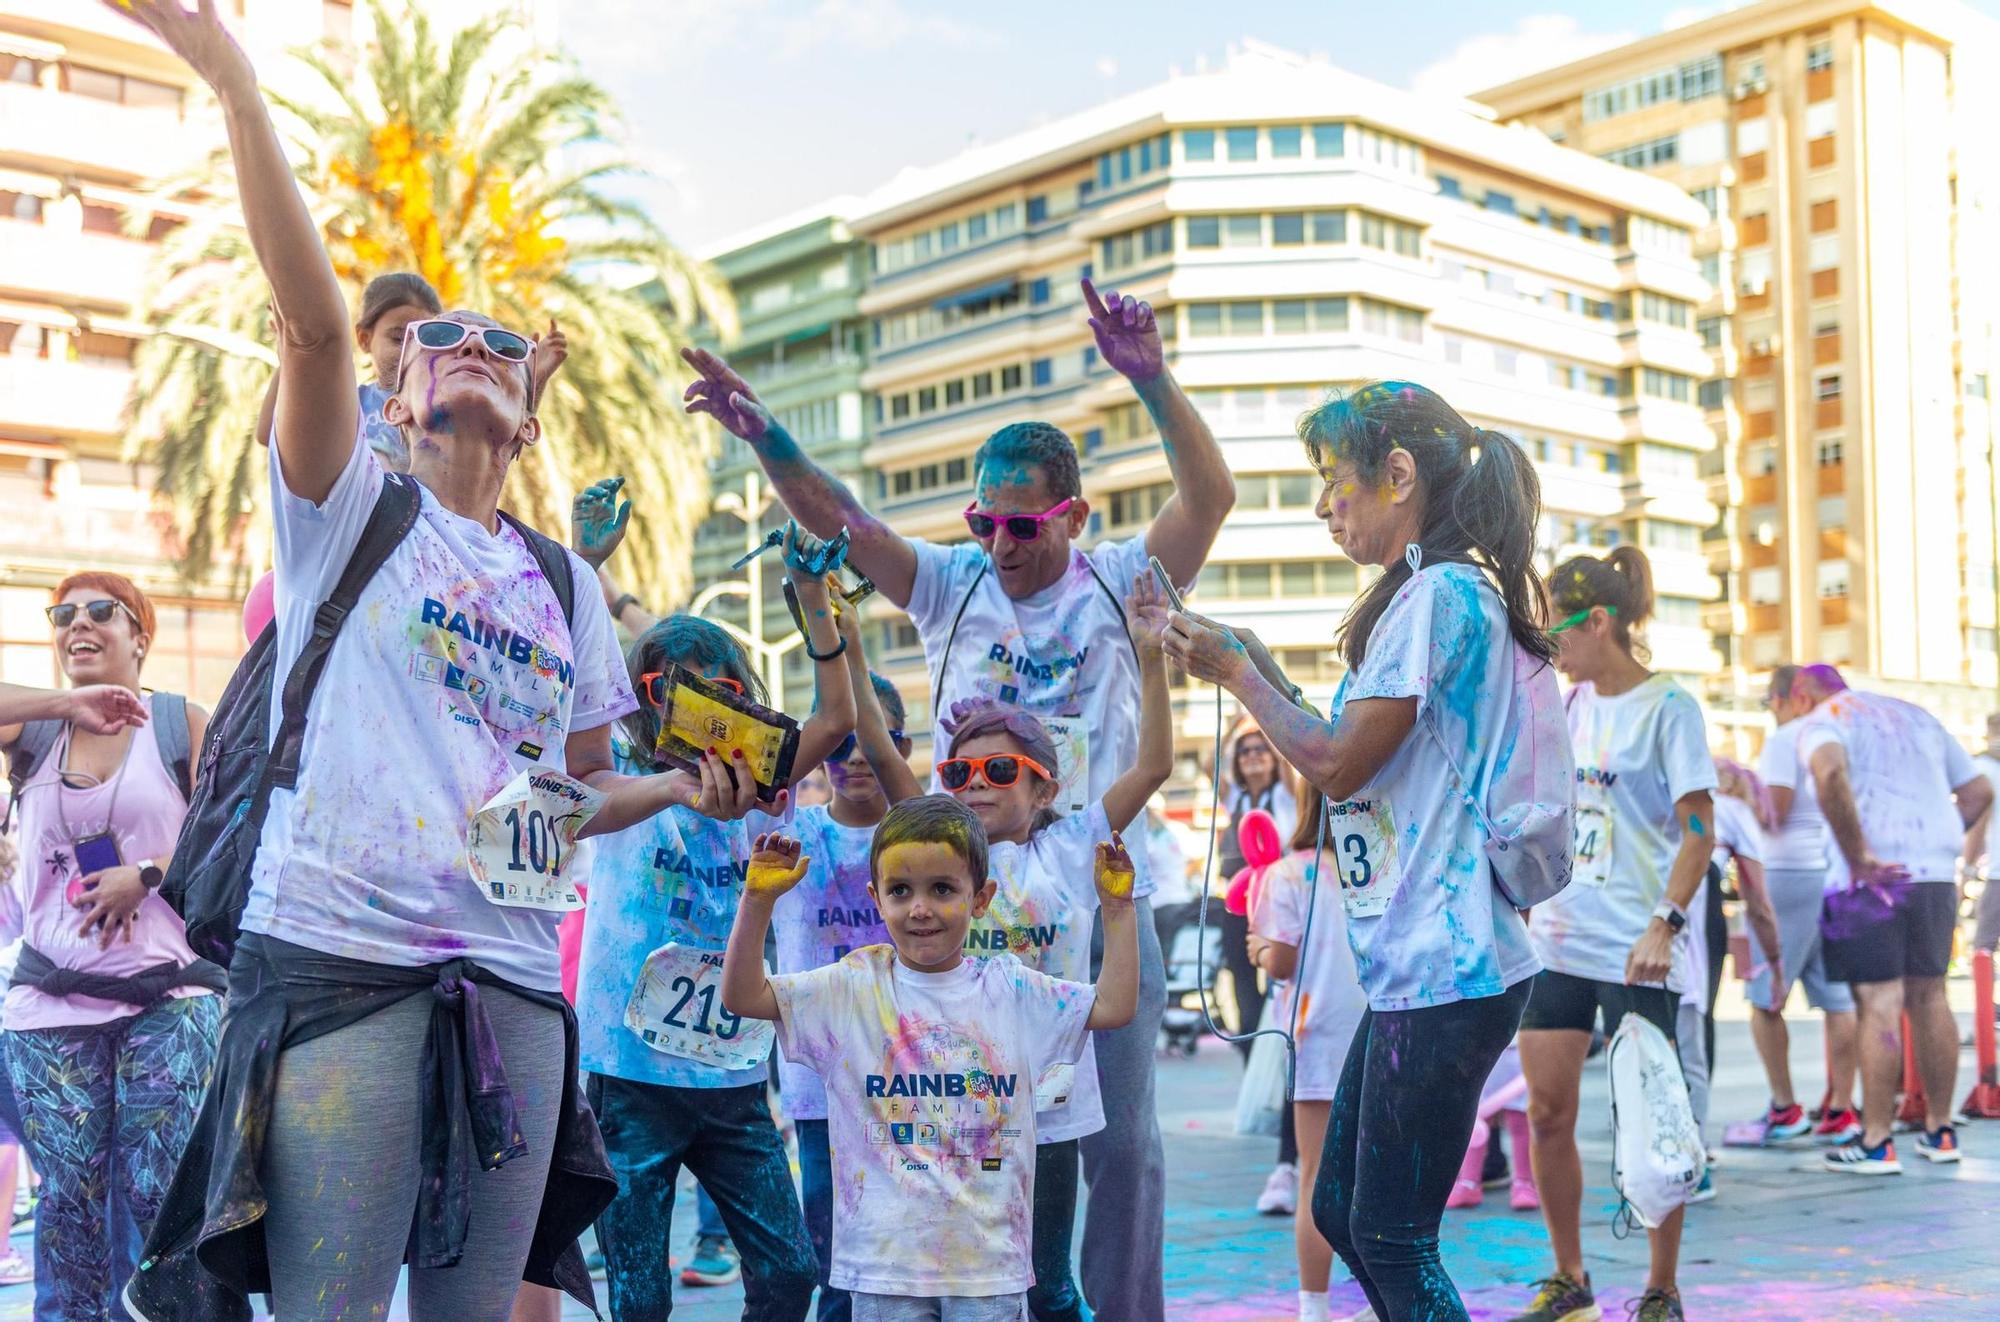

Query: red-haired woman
left=0, top=572, right=220, bottom=1321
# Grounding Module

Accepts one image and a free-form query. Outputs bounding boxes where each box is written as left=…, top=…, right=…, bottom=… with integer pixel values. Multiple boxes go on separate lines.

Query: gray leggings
left=1079, top=897, right=1168, bottom=1322
left=260, top=988, right=565, bottom=1322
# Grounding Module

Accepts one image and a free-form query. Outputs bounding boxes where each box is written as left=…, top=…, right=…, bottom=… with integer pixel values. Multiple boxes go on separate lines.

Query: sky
left=559, top=0, right=2000, bottom=254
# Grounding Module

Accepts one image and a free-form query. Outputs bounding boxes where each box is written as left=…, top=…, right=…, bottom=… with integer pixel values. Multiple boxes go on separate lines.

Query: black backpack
left=161, top=474, right=578, bottom=965
left=4, top=694, right=193, bottom=831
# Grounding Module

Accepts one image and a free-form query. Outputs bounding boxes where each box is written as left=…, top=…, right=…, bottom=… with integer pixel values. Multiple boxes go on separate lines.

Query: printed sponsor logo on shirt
left=819, top=904, right=880, bottom=929
left=1576, top=767, right=1618, bottom=788
left=419, top=598, right=575, bottom=689
left=981, top=1157, right=1004, bottom=1171
left=515, top=740, right=544, bottom=760
left=985, top=642, right=1090, bottom=686
left=865, top=1070, right=1018, bottom=1099
left=652, top=848, right=747, bottom=889
left=964, top=923, right=1060, bottom=953
left=1327, top=798, right=1382, bottom=819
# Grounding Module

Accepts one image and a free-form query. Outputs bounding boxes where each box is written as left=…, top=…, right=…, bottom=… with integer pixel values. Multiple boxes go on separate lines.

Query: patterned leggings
left=5, top=995, right=221, bottom=1322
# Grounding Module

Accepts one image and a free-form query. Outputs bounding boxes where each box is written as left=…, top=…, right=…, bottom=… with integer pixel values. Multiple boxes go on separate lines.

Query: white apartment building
left=841, top=44, right=1717, bottom=762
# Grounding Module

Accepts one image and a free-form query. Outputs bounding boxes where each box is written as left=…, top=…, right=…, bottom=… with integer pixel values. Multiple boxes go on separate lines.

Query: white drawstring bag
left=1606, top=1013, right=1705, bottom=1231
left=1234, top=994, right=1290, bottom=1137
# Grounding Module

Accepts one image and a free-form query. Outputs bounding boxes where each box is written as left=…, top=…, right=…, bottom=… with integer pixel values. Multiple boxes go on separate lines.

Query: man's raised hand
left=682, top=347, right=775, bottom=444
left=100, top=1, right=254, bottom=93
left=1083, top=278, right=1164, bottom=384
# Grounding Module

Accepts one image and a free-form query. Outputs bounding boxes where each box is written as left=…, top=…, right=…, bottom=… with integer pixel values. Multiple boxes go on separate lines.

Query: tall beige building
left=1478, top=0, right=2000, bottom=737
left=0, top=0, right=548, bottom=703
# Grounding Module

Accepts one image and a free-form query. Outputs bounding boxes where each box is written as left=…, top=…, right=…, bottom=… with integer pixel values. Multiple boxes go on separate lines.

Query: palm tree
left=127, top=0, right=733, bottom=606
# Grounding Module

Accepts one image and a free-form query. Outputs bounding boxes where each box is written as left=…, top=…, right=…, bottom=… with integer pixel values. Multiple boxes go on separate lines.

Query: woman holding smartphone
left=0, top=572, right=220, bottom=1322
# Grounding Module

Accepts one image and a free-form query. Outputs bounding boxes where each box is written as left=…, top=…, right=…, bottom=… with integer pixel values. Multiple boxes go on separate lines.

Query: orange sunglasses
left=638, top=671, right=744, bottom=707
left=936, top=753, right=1055, bottom=791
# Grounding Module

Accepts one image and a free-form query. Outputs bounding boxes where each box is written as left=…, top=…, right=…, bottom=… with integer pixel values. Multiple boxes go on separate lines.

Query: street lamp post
left=692, top=470, right=803, bottom=711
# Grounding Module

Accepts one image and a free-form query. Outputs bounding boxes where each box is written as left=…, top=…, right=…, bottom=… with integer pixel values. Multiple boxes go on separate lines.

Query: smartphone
left=73, top=832, right=122, bottom=876
left=1148, top=555, right=1186, bottom=612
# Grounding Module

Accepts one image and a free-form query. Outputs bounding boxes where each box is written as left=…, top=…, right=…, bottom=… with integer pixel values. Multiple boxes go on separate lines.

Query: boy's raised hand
left=1094, top=833, right=1137, bottom=906
left=746, top=833, right=811, bottom=898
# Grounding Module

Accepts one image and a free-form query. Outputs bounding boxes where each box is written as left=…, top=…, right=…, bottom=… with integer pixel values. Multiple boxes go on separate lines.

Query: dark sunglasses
left=403, top=318, right=534, bottom=363
left=47, top=599, right=137, bottom=629
left=638, top=671, right=745, bottom=707
left=962, top=497, right=1074, bottom=542
left=830, top=729, right=905, bottom=766
left=936, top=753, right=1054, bottom=791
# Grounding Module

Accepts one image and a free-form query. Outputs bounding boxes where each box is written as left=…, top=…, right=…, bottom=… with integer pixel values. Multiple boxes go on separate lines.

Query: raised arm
left=1086, top=836, right=1140, bottom=1030
left=836, top=607, right=923, bottom=804
left=1163, top=611, right=1412, bottom=802
left=1081, top=280, right=1234, bottom=586
left=108, top=1, right=356, bottom=502
left=0, top=683, right=150, bottom=749
left=1100, top=573, right=1174, bottom=833
left=722, top=833, right=810, bottom=1022
left=683, top=348, right=919, bottom=606
left=783, top=527, right=857, bottom=775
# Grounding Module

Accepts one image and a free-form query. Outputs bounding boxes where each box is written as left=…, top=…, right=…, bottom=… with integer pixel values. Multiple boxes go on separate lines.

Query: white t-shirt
left=1796, top=690, right=1977, bottom=889
left=1969, top=753, right=2000, bottom=879
left=771, top=948, right=1094, bottom=1298
left=904, top=535, right=1161, bottom=880
left=771, top=804, right=888, bottom=1120
left=1326, top=563, right=1547, bottom=1012
left=1250, top=848, right=1366, bottom=1100
left=1684, top=794, right=1762, bottom=1014
left=1756, top=721, right=1827, bottom=871
left=1531, top=675, right=1715, bottom=993
left=248, top=432, right=634, bottom=991
left=972, top=804, right=1154, bottom=1143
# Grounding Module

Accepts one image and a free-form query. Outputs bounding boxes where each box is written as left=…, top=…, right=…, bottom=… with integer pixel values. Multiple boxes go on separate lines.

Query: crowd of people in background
left=0, top=5, right=1993, bottom=1322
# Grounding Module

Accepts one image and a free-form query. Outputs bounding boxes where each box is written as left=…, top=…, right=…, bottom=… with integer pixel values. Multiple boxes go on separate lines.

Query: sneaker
left=1915, top=1125, right=1961, bottom=1164
left=1510, top=1176, right=1542, bottom=1212
left=1481, top=1136, right=1512, bottom=1188
left=1813, top=1107, right=1862, bottom=1144
left=1686, top=1169, right=1716, bottom=1204
left=10, top=1208, right=31, bottom=1237
left=679, top=1234, right=741, bottom=1287
left=1626, top=1288, right=1684, bottom=1321
left=1257, top=1161, right=1299, bottom=1216
left=1446, top=1177, right=1482, bottom=1209
left=0, top=1246, right=29, bottom=1286
left=1335, top=1308, right=1378, bottom=1322
left=1507, top=1272, right=1601, bottom=1322
left=1762, top=1101, right=1812, bottom=1142
left=1821, top=1136, right=1902, bottom=1175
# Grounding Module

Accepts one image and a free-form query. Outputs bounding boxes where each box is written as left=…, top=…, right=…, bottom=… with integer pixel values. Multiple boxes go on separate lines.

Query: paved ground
left=1, top=981, right=1992, bottom=1320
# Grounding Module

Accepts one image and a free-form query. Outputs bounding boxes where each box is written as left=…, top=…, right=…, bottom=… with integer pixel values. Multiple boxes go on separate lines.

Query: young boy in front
left=722, top=795, right=1139, bottom=1322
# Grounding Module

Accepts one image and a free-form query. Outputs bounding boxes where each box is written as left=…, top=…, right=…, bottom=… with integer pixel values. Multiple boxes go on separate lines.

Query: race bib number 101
left=1327, top=796, right=1400, bottom=918
left=625, top=943, right=775, bottom=1071
left=466, top=768, right=604, bottom=911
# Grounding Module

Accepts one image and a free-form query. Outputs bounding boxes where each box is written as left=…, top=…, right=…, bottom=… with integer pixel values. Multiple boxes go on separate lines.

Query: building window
left=1226, top=127, right=1258, bottom=162
left=1817, top=438, right=1843, bottom=465
left=1183, top=129, right=1216, bottom=162
left=1225, top=214, right=1262, bottom=247
left=1186, top=303, right=1223, bottom=337
left=1226, top=302, right=1264, bottom=336
left=1805, top=101, right=1837, bottom=140
left=1000, top=364, right=1023, bottom=390
left=1816, top=374, right=1842, bottom=401
left=1311, top=210, right=1346, bottom=243
left=1808, top=234, right=1839, bottom=271
left=1269, top=125, right=1303, bottom=158
left=1030, top=359, right=1053, bottom=387
left=1690, top=186, right=1722, bottom=218
left=1817, top=560, right=1849, bottom=598
left=1698, top=378, right=1728, bottom=409
left=1641, top=368, right=1695, bottom=402
left=1737, top=118, right=1770, bottom=156
left=1313, top=123, right=1345, bottom=157
left=1271, top=212, right=1306, bottom=245
left=1483, top=190, right=1518, bottom=216
left=1806, top=40, right=1834, bottom=72
left=1749, top=566, right=1783, bottom=605
left=1272, top=300, right=1309, bottom=334
left=1817, top=494, right=1847, bottom=531
left=1436, top=175, right=1462, bottom=200
left=1358, top=299, right=1423, bottom=343
left=1697, top=316, right=1724, bottom=348
left=1185, top=216, right=1220, bottom=249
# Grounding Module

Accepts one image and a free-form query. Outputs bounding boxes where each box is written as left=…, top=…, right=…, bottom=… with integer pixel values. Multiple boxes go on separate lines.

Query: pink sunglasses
left=963, top=497, right=1075, bottom=542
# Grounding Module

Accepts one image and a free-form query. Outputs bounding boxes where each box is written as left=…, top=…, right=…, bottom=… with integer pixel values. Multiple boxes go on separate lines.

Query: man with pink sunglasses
left=683, top=278, right=1232, bottom=1322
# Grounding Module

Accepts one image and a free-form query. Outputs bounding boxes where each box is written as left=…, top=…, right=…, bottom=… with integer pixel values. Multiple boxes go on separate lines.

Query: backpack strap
left=268, top=474, right=424, bottom=791
left=2, top=719, right=62, bottom=833
left=148, top=691, right=192, bottom=802
left=497, top=510, right=578, bottom=626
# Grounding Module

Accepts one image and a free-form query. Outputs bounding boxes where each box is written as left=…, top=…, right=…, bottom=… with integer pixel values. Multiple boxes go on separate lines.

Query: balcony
left=0, top=219, right=155, bottom=311
left=0, top=356, right=131, bottom=440
left=0, top=82, right=191, bottom=184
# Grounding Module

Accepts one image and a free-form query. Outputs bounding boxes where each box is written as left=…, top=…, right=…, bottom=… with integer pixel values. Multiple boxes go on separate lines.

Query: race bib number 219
left=625, top=943, right=775, bottom=1071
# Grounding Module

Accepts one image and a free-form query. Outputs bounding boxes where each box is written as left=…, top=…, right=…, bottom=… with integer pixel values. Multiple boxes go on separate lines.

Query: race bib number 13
left=625, top=943, right=775, bottom=1071
left=1327, top=797, right=1400, bottom=918
left=466, top=768, right=604, bottom=911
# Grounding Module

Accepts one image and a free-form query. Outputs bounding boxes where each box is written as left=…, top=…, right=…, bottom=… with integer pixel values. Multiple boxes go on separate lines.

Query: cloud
left=1408, top=14, right=1635, bottom=99
left=771, top=0, right=1002, bottom=59
left=1095, top=55, right=1119, bottom=79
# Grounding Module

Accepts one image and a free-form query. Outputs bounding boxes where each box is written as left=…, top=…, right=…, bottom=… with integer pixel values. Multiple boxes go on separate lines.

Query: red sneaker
left=1814, top=1108, right=1862, bottom=1144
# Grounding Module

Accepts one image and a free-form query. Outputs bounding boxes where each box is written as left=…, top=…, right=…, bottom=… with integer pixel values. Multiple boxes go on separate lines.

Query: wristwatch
left=1650, top=900, right=1687, bottom=932
left=137, top=859, right=164, bottom=890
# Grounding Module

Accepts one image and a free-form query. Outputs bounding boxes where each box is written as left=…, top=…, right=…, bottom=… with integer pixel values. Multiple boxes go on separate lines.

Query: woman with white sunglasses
left=105, top=5, right=758, bottom=1320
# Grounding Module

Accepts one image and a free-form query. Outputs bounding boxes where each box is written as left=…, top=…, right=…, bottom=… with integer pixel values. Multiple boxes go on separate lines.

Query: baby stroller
left=1158, top=904, right=1224, bottom=1056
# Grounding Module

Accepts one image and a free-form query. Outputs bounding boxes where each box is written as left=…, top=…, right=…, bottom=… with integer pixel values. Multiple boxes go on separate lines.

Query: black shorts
left=1517, top=968, right=1678, bottom=1042
left=1821, top=882, right=1957, bottom=983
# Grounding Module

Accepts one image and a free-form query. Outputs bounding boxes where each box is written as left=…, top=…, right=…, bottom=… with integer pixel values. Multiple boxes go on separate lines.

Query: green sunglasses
left=1550, top=604, right=1617, bottom=635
